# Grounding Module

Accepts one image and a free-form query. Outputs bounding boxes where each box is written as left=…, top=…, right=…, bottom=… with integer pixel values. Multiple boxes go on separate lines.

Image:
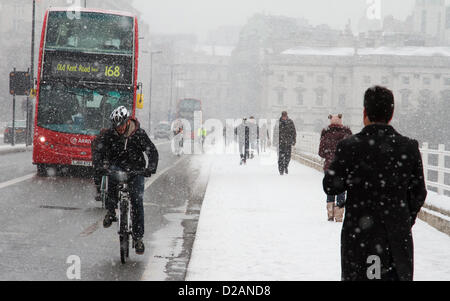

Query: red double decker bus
left=33, top=8, right=140, bottom=175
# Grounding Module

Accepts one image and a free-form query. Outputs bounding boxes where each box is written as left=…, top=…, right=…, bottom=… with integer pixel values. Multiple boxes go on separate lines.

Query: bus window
left=37, top=84, right=132, bottom=135
left=45, top=11, right=134, bottom=54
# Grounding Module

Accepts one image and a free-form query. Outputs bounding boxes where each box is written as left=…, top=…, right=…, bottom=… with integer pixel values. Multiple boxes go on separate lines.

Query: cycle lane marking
left=0, top=173, right=35, bottom=190
left=144, top=157, right=185, bottom=190
left=0, top=141, right=171, bottom=191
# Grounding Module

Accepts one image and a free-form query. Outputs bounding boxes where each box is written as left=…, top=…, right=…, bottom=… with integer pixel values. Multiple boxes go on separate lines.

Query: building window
left=278, top=74, right=285, bottom=82
left=444, top=77, right=450, bottom=86
left=401, top=90, right=411, bottom=109
left=317, top=75, right=325, bottom=84
left=364, top=76, right=371, bottom=84
left=423, top=77, right=431, bottom=85
left=419, top=89, right=433, bottom=103
left=340, top=77, right=347, bottom=84
left=296, top=91, right=304, bottom=106
left=421, top=10, right=427, bottom=33
left=297, top=75, right=304, bottom=83
left=402, top=76, right=410, bottom=85
left=14, top=4, right=23, bottom=15
left=441, top=90, right=450, bottom=102
left=315, top=90, right=324, bottom=106
left=276, top=90, right=284, bottom=105
left=381, top=76, right=389, bottom=85
left=338, top=94, right=346, bottom=107
left=12, top=19, right=20, bottom=32
left=447, top=7, right=450, bottom=29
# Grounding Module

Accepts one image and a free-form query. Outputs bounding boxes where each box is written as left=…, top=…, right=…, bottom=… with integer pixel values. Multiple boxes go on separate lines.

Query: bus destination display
left=43, top=53, right=132, bottom=84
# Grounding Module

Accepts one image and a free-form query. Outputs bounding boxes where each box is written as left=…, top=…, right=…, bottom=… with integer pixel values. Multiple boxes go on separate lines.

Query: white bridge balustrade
left=294, top=132, right=450, bottom=197
left=421, top=143, right=450, bottom=197
left=295, top=132, right=321, bottom=157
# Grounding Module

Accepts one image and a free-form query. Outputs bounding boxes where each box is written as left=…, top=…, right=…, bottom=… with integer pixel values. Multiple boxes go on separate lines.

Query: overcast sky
left=132, top=0, right=422, bottom=40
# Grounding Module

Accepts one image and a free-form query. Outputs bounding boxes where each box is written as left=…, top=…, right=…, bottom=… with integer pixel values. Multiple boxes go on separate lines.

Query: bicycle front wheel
left=120, top=234, right=129, bottom=264
left=119, top=200, right=130, bottom=264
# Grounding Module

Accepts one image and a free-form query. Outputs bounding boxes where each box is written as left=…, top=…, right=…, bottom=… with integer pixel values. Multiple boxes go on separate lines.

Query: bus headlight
left=39, top=136, right=46, bottom=143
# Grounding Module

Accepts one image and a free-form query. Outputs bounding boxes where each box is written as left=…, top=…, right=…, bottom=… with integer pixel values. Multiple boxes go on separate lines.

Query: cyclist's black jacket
left=94, top=118, right=159, bottom=173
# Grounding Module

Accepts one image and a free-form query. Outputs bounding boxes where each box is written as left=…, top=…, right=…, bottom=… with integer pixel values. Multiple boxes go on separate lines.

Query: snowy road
left=1, top=142, right=448, bottom=281
left=186, top=151, right=450, bottom=281
left=0, top=141, right=209, bottom=280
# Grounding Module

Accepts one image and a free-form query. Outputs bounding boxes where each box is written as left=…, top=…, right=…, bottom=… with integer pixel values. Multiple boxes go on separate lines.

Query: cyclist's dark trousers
left=106, top=175, right=145, bottom=240
left=278, top=144, right=292, bottom=172
left=94, top=175, right=101, bottom=193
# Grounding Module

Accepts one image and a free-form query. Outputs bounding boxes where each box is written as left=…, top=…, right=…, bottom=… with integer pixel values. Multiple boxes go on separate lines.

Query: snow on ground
left=0, top=143, right=27, bottom=150
left=186, top=150, right=450, bottom=281
left=426, top=191, right=450, bottom=213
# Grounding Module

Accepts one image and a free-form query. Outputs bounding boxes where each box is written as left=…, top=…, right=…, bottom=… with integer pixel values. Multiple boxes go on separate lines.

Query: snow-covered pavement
left=186, top=151, right=450, bottom=281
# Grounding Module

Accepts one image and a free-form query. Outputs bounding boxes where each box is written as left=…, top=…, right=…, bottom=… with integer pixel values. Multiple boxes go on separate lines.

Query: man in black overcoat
left=323, top=86, right=427, bottom=281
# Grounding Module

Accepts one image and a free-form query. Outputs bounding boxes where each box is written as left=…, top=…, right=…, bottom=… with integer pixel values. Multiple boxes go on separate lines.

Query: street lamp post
left=149, top=50, right=162, bottom=133
left=26, top=0, right=36, bottom=146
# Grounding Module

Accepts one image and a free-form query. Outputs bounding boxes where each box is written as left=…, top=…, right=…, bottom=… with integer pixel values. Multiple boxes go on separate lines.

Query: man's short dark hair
left=364, top=86, right=395, bottom=123
left=281, top=111, right=288, bottom=117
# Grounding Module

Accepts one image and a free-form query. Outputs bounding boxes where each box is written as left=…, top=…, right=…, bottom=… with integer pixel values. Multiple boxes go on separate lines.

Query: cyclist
left=98, top=106, right=159, bottom=255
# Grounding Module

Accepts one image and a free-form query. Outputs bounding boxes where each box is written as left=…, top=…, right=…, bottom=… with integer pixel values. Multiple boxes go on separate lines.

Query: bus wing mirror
left=136, top=82, right=144, bottom=109
left=137, top=93, right=144, bottom=109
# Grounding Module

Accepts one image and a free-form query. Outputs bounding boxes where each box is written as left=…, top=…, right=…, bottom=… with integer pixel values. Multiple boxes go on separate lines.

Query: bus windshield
left=45, top=11, right=134, bottom=54
left=37, top=82, right=133, bottom=135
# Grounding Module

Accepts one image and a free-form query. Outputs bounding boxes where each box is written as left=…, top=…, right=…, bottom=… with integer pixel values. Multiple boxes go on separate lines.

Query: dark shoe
left=285, top=167, right=288, bottom=175
left=336, top=199, right=345, bottom=208
left=279, top=170, right=284, bottom=176
left=135, top=239, right=145, bottom=255
left=103, top=211, right=117, bottom=228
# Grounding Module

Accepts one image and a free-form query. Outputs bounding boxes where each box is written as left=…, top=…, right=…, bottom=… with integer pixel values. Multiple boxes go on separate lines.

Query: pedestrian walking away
left=259, top=122, right=271, bottom=153
left=236, top=118, right=250, bottom=165
left=273, top=111, right=296, bottom=175
left=323, top=86, right=427, bottom=281
left=247, top=116, right=259, bottom=159
left=319, top=114, right=353, bottom=222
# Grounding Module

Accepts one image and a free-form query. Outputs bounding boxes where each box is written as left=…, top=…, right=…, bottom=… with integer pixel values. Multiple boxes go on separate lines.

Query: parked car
left=3, top=120, right=27, bottom=144
left=154, top=122, right=172, bottom=140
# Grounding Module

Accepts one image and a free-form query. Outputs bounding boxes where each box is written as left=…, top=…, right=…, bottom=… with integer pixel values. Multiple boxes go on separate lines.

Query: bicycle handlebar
left=105, top=169, right=149, bottom=179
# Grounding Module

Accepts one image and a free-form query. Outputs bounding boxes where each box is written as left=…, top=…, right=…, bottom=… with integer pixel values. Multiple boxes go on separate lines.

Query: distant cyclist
left=96, top=106, right=159, bottom=255
left=172, top=119, right=184, bottom=156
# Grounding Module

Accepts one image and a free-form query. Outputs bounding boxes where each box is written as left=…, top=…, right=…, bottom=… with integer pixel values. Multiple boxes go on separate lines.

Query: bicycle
left=100, top=169, right=146, bottom=264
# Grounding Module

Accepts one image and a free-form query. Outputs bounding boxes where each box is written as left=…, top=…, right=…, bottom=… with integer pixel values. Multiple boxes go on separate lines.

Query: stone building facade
left=263, top=47, right=450, bottom=133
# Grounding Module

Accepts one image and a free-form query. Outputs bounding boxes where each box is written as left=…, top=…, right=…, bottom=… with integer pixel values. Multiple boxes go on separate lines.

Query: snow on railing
left=421, top=143, right=450, bottom=196
left=295, top=132, right=321, bottom=156
left=295, top=132, right=450, bottom=197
